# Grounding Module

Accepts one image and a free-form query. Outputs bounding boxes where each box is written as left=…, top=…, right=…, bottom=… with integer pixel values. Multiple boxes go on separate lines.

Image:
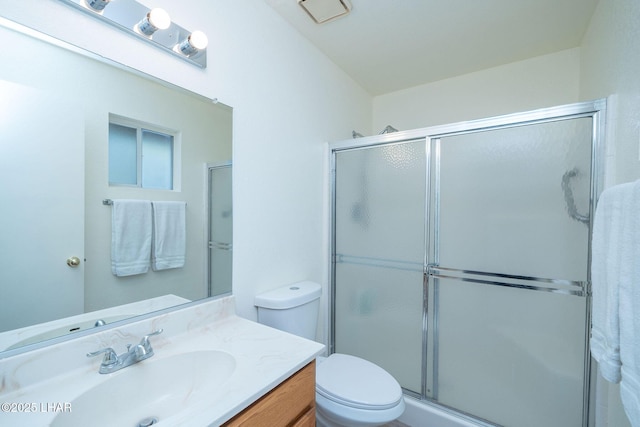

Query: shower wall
left=331, top=101, right=605, bottom=427
left=372, top=48, right=580, bottom=132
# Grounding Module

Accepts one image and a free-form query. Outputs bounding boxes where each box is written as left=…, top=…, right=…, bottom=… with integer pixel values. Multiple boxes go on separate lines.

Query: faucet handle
left=87, top=347, right=118, bottom=366
left=139, top=329, right=163, bottom=352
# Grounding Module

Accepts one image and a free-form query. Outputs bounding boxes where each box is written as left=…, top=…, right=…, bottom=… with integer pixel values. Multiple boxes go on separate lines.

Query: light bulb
left=137, top=8, right=171, bottom=36
left=189, top=31, right=208, bottom=50
left=178, top=31, right=208, bottom=56
left=85, top=0, right=111, bottom=11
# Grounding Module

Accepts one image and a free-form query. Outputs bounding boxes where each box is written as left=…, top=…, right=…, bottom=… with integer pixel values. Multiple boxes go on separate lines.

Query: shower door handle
left=561, top=168, right=589, bottom=225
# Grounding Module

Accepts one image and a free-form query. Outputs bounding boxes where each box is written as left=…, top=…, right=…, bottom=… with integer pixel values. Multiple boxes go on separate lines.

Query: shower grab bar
left=428, top=266, right=587, bottom=296
left=334, top=253, right=423, bottom=272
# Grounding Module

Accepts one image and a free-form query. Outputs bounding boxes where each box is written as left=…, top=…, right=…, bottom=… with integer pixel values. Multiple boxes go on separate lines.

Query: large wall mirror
left=0, top=18, right=233, bottom=356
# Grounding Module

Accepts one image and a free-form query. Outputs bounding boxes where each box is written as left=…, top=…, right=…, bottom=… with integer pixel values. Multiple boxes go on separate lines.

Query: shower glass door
left=331, top=100, right=604, bottom=427
left=428, top=117, right=594, bottom=426
left=208, top=163, right=232, bottom=297
left=333, top=140, right=426, bottom=394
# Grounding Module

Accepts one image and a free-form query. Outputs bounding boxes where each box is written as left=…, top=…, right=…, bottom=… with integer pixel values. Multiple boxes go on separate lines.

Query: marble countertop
left=0, top=294, right=191, bottom=351
left=0, top=296, right=325, bottom=426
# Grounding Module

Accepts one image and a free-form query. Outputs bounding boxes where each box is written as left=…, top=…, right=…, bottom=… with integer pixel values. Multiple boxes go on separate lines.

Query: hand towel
left=111, top=199, right=152, bottom=276
left=590, top=180, right=640, bottom=427
left=151, top=201, right=186, bottom=271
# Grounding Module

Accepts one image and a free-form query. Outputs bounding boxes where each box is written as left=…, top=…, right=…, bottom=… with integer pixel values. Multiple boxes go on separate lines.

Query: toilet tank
left=254, top=281, right=321, bottom=341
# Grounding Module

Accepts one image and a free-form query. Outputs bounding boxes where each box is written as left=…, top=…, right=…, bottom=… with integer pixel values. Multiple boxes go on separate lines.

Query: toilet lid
left=316, top=354, right=403, bottom=410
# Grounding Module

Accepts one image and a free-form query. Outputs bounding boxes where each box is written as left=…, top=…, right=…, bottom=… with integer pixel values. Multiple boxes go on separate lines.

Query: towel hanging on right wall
left=590, top=179, right=640, bottom=427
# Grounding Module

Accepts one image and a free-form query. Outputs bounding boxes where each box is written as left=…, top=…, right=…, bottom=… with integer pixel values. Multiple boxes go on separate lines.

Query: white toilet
left=255, top=281, right=405, bottom=427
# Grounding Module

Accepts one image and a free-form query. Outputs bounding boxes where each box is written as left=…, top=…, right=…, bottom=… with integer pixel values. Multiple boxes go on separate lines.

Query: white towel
left=111, top=199, right=152, bottom=276
left=590, top=180, right=640, bottom=427
left=151, top=201, right=186, bottom=271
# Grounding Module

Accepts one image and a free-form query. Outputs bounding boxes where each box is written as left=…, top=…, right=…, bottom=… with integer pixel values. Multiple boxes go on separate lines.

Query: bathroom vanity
left=0, top=296, right=324, bottom=426
left=223, top=361, right=316, bottom=426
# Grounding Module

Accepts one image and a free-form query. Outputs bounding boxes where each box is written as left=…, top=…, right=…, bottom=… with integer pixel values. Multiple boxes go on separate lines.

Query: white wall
left=580, top=0, right=640, bottom=185
left=0, top=1, right=372, bottom=330
left=580, top=0, right=640, bottom=425
left=373, top=48, right=581, bottom=132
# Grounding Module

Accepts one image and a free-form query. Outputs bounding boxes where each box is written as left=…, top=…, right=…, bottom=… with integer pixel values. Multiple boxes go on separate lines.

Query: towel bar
left=103, top=199, right=186, bottom=206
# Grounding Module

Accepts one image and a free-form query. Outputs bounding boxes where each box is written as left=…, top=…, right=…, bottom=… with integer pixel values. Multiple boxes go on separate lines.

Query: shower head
left=379, top=125, right=398, bottom=134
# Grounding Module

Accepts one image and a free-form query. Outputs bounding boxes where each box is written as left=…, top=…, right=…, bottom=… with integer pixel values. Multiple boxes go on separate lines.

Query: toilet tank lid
left=254, top=281, right=321, bottom=309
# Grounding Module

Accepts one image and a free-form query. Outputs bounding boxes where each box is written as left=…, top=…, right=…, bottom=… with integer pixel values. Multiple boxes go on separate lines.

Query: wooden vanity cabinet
left=223, top=360, right=316, bottom=427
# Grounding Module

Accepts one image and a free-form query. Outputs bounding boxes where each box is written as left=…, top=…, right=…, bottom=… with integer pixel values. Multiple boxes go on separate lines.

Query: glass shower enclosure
left=330, top=100, right=605, bottom=427
left=208, top=163, right=233, bottom=297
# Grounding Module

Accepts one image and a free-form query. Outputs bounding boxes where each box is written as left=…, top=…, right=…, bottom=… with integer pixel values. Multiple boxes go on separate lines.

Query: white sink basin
left=51, top=350, right=236, bottom=427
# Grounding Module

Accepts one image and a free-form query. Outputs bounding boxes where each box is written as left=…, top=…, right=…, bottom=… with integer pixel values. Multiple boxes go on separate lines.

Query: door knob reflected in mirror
left=66, top=256, right=81, bottom=268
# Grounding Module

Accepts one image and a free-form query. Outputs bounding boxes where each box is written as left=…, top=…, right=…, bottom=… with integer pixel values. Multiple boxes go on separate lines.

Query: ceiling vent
left=298, top=0, right=352, bottom=24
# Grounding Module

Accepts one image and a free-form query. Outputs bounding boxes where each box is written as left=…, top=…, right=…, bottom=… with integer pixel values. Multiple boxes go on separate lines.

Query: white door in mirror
left=0, top=81, right=84, bottom=332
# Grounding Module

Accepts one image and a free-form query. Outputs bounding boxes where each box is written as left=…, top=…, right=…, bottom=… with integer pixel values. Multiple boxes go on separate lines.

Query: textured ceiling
left=265, top=0, right=600, bottom=95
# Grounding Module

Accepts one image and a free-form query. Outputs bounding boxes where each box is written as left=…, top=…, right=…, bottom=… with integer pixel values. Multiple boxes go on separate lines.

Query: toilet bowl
left=315, top=353, right=405, bottom=427
left=255, top=281, right=405, bottom=427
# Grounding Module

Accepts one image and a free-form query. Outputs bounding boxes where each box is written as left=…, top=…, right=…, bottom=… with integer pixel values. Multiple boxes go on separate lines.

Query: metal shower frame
left=328, top=99, right=607, bottom=427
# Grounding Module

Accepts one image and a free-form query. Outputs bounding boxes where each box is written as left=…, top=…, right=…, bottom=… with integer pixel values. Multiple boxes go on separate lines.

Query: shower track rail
left=334, top=253, right=423, bottom=272
left=334, top=254, right=587, bottom=296
left=428, top=266, right=588, bottom=297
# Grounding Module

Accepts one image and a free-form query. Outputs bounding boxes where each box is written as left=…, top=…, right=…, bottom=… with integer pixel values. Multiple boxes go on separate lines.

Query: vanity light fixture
left=177, top=31, right=209, bottom=56
left=59, top=0, right=208, bottom=68
left=137, top=8, right=171, bottom=36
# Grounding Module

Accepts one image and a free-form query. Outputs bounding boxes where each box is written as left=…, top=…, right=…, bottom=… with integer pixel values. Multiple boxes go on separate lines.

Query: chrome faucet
left=87, top=329, right=163, bottom=374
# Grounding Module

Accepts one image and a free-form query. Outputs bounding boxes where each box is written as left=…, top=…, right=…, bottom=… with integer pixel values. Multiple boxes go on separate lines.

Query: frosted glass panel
left=210, top=166, right=233, bottom=244
left=209, top=246, right=232, bottom=296
left=141, top=129, right=173, bottom=190
left=335, top=263, right=423, bottom=393
left=437, top=118, right=592, bottom=280
left=108, top=123, right=137, bottom=185
left=335, top=142, right=426, bottom=263
left=334, top=140, right=425, bottom=393
left=434, top=277, right=587, bottom=427
left=108, top=125, right=174, bottom=189
left=209, top=165, right=232, bottom=297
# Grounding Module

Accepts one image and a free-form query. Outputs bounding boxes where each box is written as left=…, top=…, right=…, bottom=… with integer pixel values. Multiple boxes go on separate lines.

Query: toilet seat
left=316, top=354, right=403, bottom=410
